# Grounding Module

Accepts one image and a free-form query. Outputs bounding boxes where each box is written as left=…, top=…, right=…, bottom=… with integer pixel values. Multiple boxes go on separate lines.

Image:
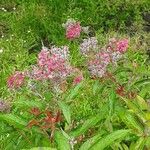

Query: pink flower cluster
left=73, top=74, right=83, bottom=85
left=80, top=37, right=98, bottom=56
left=86, top=38, right=129, bottom=78
left=116, top=39, right=129, bottom=53
left=107, top=38, right=129, bottom=53
left=88, top=59, right=107, bottom=78
left=7, top=18, right=129, bottom=90
left=7, top=71, right=25, bottom=89
left=50, top=46, right=70, bottom=60
left=63, top=18, right=81, bottom=40
left=30, top=47, right=72, bottom=81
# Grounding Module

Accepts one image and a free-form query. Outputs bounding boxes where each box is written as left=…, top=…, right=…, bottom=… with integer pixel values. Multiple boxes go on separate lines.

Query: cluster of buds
left=80, top=37, right=98, bottom=56
left=7, top=71, right=25, bottom=89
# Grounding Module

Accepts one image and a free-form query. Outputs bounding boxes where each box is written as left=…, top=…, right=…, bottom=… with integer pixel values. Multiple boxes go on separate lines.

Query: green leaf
left=133, top=78, right=150, bottom=87
left=14, top=98, right=43, bottom=109
left=0, top=114, right=41, bottom=134
left=136, top=95, right=148, bottom=110
left=0, top=114, right=26, bottom=129
left=90, top=129, right=130, bottom=150
left=58, top=101, right=71, bottom=125
left=22, top=147, right=56, bottom=150
left=109, top=90, right=116, bottom=116
left=134, top=137, right=147, bottom=150
left=66, top=82, right=83, bottom=101
left=79, top=132, right=105, bottom=150
left=93, top=80, right=100, bottom=95
left=70, top=115, right=104, bottom=138
left=54, top=130, right=71, bottom=150
left=118, top=111, right=144, bottom=134
left=121, top=97, right=146, bottom=121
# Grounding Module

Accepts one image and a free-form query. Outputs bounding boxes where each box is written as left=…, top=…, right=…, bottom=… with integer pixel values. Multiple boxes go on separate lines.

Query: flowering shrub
left=1, top=18, right=150, bottom=150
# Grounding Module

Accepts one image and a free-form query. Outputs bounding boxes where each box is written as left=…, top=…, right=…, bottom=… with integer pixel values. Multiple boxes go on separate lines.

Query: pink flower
left=38, top=48, right=50, bottom=67
left=66, top=22, right=81, bottom=40
left=50, top=46, right=70, bottom=60
left=88, top=59, right=107, bottom=78
left=116, top=39, right=129, bottom=53
left=80, top=37, right=98, bottom=56
left=96, top=52, right=111, bottom=65
left=73, top=74, right=83, bottom=85
left=7, top=71, right=25, bottom=89
left=29, top=47, right=72, bottom=82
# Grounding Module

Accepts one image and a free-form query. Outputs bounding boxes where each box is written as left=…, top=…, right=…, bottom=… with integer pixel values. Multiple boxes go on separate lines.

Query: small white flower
left=0, top=49, right=3, bottom=53
left=82, top=26, right=89, bottom=34
left=1, top=8, right=7, bottom=12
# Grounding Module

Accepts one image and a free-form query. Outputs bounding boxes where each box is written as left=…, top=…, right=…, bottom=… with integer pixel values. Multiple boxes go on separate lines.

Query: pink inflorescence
left=116, top=39, right=129, bottom=53
left=30, top=47, right=72, bottom=82
left=80, top=37, right=98, bottom=56
left=7, top=71, right=25, bottom=89
left=63, top=18, right=81, bottom=40
left=88, top=59, right=107, bottom=78
left=73, top=74, right=83, bottom=85
left=107, top=38, right=129, bottom=53
left=50, top=45, right=70, bottom=60
left=87, top=38, right=129, bottom=78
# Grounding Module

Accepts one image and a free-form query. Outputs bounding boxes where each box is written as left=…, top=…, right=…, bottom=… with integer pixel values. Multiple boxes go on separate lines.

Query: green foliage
left=90, top=129, right=130, bottom=150
left=0, top=0, right=150, bottom=149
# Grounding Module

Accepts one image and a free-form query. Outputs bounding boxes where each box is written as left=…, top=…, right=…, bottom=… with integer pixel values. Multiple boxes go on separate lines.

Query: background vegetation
left=0, top=0, right=150, bottom=149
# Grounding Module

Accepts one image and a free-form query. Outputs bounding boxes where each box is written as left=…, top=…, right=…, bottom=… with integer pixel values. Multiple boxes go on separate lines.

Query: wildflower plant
left=1, top=17, right=150, bottom=150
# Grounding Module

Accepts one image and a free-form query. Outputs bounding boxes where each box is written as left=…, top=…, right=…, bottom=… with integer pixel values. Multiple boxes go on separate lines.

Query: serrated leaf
left=90, top=129, right=130, bottom=150
left=54, top=130, right=71, bottom=150
left=58, top=101, right=71, bottom=125
left=121, top=97, right=146, bottom=121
